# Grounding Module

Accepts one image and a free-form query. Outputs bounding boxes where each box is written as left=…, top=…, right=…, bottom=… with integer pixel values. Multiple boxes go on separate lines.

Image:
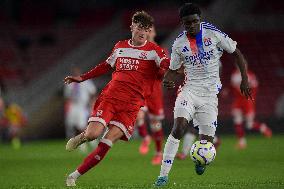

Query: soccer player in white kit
left=155, top=3, right=252, bottom=186
left=64, top=67, right=97, bottom=139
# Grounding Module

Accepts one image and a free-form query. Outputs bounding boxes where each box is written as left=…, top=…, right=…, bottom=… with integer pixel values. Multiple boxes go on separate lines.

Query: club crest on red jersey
left=139, top=51, right=148, bottom=60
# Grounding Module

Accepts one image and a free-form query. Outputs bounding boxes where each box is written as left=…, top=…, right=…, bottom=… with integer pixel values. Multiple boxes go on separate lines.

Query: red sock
left=152, top=129, right=163, bottom=153
left=252, top=121, right=261, bottom=131
left=234, top=123, right=245, bottom=139
left=138, top=123, right=148, bottom=138
left=77, top=139, right=112, bottom=175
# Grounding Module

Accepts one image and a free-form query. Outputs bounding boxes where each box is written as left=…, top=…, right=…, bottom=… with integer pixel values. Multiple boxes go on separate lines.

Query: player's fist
left=64, top=76, right=83, bottom=84
left=163, top=79, right=175, bottom=89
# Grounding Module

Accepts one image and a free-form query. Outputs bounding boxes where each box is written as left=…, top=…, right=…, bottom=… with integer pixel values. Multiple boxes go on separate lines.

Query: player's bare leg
left=66, top=121, right=105, bottom=151
left=150, top=119, right=163, bottom=165
left=136, top=110, right=151, bottom=155
left=66, top=125, right=124, bottom=186
left=155, top=117, right=187, bottom=186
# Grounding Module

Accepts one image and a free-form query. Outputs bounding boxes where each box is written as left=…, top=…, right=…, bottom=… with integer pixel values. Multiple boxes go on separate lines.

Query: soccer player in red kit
left=136, top=26, right=166, bottom=165
left=64, top=11, right=169, bottom=187
left=231, top=66, right=272, bottom=149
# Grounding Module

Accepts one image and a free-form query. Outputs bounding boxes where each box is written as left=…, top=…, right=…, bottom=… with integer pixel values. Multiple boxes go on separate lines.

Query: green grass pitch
left=0, top=135, right=284, bottom=189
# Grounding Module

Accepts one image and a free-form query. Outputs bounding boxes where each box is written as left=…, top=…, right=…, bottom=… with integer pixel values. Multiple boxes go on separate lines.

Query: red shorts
left=144, top=80, right=164, bottom=120
left=232, top=98, right=255, bottom=115
left=89, top=98, right=140, bottom=141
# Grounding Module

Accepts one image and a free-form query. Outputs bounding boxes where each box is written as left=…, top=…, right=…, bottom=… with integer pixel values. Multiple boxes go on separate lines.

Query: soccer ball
left=190, top=140, right=216, bottom=165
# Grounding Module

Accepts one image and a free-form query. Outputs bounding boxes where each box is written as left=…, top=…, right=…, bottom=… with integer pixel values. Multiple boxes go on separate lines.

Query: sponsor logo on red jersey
left=118, top=58, right=140, bottom=71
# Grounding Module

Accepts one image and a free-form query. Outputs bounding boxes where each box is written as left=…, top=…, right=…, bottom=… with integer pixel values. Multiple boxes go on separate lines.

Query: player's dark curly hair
left=132, top=11, right=154, bottom=29
left=179, top=3, right=201, bottom=18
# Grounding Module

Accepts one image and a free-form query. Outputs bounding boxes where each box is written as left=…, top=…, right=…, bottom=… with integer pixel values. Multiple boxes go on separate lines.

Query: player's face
left=131, top=23, right=151, bottom=46
left=181, top=14, right=201, bottom=36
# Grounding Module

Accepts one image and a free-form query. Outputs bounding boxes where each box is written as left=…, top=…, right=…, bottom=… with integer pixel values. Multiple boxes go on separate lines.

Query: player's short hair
left=132, top=11, right=154, bottom=29
left=179, top=3, right=201, bottom=18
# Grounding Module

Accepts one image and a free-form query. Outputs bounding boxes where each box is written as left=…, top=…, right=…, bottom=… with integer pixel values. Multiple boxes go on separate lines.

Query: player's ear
left=130, top=24, right=133, bottom=32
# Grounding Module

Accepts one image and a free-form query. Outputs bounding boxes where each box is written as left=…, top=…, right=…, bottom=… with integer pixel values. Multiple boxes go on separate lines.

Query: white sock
left=69, top=170, right=81, bottom=179
left=182, top=132, right=196, bottom=156
left=159, top=134, right=180, bottom=177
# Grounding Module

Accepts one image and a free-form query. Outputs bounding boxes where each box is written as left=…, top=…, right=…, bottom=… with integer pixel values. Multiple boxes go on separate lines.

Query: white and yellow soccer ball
left=190, top=140, right=216, bottom=165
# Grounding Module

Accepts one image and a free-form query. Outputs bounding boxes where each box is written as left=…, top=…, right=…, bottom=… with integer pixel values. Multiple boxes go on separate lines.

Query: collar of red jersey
left=128, top=39, right=148, bottom=48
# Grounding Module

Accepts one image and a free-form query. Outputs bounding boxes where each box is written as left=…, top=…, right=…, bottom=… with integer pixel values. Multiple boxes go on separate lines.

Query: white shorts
left=174, top=90, right=218, bottom=137
left=65, top=106, right=89, bottom=130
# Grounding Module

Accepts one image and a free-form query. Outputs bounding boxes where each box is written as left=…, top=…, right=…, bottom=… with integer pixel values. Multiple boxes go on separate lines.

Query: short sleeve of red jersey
left=154, top=45, right=170, bottom=69
left=106, top=42, right=121, bottom=67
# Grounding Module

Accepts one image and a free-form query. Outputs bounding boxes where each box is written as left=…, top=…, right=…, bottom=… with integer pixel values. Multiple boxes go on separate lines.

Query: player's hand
left=240, top=79, right=253, bottom=100
left=64, top=76, right=83, bottom=84
left=163, top=79, right=175, bottom=89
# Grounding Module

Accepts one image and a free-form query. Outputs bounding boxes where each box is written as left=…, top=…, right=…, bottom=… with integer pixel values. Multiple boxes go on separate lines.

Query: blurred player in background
left=64, top=11, right=169, bottom=187
left=136, top=26, right=165, bottom=165
left=155, top=3, right=251, bottom=186
left=5, top=102, right=27, bottom=149
left=231, top=66, right=272, bottom=149
left=64, top=66, right=97, bottom=152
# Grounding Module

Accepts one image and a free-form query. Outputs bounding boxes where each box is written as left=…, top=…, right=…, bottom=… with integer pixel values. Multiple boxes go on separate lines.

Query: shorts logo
left=96, top=110, right=103, bottom=116
left=139, top=52, right=148, bottom=60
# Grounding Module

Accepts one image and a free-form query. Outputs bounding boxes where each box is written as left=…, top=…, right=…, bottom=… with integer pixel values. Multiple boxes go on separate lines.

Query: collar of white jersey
left=128, top=39, right=148, bottom=48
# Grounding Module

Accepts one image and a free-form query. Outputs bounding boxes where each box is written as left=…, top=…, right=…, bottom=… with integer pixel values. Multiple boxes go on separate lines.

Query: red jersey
left=103, top=40, right=169, bottom=106
left=231, top=69, right=258, bottom=100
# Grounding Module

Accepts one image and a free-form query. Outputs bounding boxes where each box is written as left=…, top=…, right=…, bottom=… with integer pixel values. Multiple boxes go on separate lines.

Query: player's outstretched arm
left=64, top=61, right=112, bottom=85
left=64, top=76, right=83, bottom=84
left=163, top=69, right=179, bottom=89
left=232, top=48, right=252, bottom=100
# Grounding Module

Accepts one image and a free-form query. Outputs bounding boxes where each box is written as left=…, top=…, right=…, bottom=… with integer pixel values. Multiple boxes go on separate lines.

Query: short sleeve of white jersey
left=215, top=31, right=237, bottom=54
left=169, top=40, right=183, bottom=70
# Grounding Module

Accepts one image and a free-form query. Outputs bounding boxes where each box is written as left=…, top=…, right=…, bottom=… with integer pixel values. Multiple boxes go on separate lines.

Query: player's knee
left=171, top=117, right=188, bottom=139
left=232, top=110, right=243, bottom=124
left=104, top=126, right=124, bottom=143
left=246, top=120, right=253, bottom=129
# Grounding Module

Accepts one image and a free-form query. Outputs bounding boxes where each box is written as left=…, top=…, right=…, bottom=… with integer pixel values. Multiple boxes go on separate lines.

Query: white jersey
left=64, top=80, right=97, bottom=109
left=170, top=22, right=237, bottom=96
